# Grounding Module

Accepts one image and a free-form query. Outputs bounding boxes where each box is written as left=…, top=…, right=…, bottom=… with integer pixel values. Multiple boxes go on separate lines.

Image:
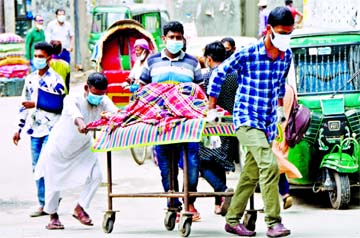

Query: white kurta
left=34, top=94, right=118, bottom=193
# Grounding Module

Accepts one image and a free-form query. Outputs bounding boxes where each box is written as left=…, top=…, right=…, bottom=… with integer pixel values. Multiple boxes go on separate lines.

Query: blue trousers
left=200, top=159, right=227, bottom=205
left=278, top=173, right=289, bottom=196
left=155, top=142, right=200, bottom=207
left=31, top=135, right=48, bottom=207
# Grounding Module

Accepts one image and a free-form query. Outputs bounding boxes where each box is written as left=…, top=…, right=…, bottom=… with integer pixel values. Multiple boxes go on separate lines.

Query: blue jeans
left=31, top=136, right=48, bottom=207
left=200, top=160, right=227, bottom=205
left=155, top=142, right=200, bottom=207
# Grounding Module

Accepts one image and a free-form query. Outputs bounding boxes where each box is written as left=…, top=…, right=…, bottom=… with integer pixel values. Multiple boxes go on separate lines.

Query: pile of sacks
left=0, top=33, right=29, bottom=96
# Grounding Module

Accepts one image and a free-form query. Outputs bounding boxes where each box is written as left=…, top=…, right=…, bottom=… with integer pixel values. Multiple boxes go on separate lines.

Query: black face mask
left=225, top=50, right=233, bottom=59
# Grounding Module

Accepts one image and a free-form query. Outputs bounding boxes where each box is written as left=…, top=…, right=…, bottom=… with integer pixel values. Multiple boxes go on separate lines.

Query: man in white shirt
left=13, top=42, right=66, bottom=217
left=45, top=8, right=74, bottom=64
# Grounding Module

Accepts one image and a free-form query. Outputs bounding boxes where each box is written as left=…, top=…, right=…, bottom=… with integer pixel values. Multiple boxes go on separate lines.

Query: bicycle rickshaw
left=287, top=28, right=360, bottom=209
left=93, top=19, right=158, bottom=165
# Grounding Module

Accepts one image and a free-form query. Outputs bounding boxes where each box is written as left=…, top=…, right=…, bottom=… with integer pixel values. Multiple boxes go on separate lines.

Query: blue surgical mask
left=166, top=39, right=183, bottom=54
left=33, top=58, right=47, bottom=70
left=87, top=92, right=104, bottom=106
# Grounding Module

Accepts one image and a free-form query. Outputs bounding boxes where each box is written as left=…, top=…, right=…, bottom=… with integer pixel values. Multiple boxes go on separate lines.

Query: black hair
left=34, top=42, right=53, bottom=56
left=204, top=41, right=226, bottom=62
left=50, top=40, right=62, bottom=55
left=87, top=72, right=108, bottom=90
left=268, top=6, right=294, bottom=27
left=221, top=37, right=236, bottom=48
left=55, top=8, right=65, bottom=15
left=285, top=0, right=293, bottom=5
left=33, top=15, right=43, bottom=21
left=163, top=21, right=184, bottom=36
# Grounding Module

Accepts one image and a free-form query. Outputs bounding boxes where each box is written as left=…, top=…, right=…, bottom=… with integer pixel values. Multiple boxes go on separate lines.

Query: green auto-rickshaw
left=88, top=3, right=170, bottom=53
left=287, top=28, right=360, bottom=209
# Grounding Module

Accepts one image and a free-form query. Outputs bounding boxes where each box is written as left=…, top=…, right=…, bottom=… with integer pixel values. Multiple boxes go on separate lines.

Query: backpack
left=285, top=87, right=311, bottom=148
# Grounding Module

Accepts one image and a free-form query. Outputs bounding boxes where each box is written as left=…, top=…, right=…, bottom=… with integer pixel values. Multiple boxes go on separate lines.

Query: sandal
left=283, top=196, right=293, bottom=210
left=46, top=218, right=64, bottom=230
left=73, top=210, right=93, bottom=226
left=189, top=208, right=201, bottom=222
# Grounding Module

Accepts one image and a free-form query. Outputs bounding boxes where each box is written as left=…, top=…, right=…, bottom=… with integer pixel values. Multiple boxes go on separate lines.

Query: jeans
left=155, top=142, right=200, bottom=206
left=200, top=160, right=227, bottom=205
left=225, top=127, right=281, bottom=227
left=278, top=173, right=289, bottom=196
left=31, top=135, right=48, bottom=207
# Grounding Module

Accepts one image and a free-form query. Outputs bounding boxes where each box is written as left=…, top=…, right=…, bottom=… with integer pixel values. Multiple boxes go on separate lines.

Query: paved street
left=0, top=79, right=359, bottom=238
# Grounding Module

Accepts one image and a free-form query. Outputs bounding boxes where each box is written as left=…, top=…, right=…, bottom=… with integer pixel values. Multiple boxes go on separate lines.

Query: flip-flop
left=72, top=211, right=93, bottom=226
left=46, top=220, right=64, bottom=230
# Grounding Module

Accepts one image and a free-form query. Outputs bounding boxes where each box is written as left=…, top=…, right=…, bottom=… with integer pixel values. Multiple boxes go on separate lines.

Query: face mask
left=270, top=26, right=291, bottom=52
left=87, top=92, right=104, bottom=106
left=33, top=58, right=47, bottom=70
left=139, top=51, right=147, bottom=61
left=225, top=50, right=233, bottom=59
left=57, top=15, right=66, bottom=23
left=36, top=24, right=43, bottom=30
left=166, top=39, right=183, bottom=54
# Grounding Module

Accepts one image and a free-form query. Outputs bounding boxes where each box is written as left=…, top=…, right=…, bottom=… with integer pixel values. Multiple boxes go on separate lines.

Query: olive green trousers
left=225, top=126, right=281, bottom=227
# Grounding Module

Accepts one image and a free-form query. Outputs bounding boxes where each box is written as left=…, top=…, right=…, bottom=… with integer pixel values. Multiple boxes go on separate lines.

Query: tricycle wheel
left=178, top=218, right=191, bottom=237
left=130, top=147, right=147, bottom=165
left=328, top=171, right=350, bottom=209
left=164, top=211, right=177, bottom=231
left=243, top=210, right=257, bottom=231
left=102, top=212, right=116, bottom=233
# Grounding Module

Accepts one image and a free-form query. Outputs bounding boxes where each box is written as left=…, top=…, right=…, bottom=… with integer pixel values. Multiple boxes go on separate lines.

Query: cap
left=134, top=39, right=149, bottom=51
left=257, top=0, right=268, bottom=6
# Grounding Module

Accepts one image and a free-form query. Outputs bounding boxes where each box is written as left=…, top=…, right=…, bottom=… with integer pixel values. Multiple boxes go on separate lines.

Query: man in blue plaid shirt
left=207, top=7, right=294, bottom=238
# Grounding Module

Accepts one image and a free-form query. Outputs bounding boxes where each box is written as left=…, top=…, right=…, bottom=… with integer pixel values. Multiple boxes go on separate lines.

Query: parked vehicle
left=94, top=19, right=158, bottom=165
left=88, top=3, right=169, bottom=52
left=287, top=28, right=360, bottom=209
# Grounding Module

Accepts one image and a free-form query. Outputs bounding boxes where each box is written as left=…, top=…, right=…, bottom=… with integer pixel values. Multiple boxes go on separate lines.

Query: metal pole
left=73, top=0, right=81, bottom=68
left=0, top=0, right=5, bottom=33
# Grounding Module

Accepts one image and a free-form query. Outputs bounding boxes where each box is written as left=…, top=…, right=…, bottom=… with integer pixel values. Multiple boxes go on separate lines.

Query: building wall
left=3, top=0, right=304, bottom=70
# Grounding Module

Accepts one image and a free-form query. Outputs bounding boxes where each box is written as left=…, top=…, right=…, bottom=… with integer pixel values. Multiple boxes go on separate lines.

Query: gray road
left=0, top=82, right=359, bottom=238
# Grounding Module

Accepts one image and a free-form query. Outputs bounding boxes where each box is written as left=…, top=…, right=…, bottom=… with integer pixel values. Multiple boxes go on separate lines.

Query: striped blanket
left=89, top=83, right=235, bottom=151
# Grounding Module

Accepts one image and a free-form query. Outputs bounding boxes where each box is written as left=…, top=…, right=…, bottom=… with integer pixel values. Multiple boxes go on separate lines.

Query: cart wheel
left=164, top=211, right=177, bottom=231
left=243, top=211, right=257, bottom=231
left=130, top=146, right=147, bottom=165
left=102, top=212, right=116, bottom=233
left=328, top=171, right=350, bottom=209
left=178, top=218, right=192, bottom=237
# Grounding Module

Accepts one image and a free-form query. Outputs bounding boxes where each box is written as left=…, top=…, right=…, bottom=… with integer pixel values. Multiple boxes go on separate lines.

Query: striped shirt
left=207, top=39, right=292, bottom=142
left=139, top=49, right=203, bottom=85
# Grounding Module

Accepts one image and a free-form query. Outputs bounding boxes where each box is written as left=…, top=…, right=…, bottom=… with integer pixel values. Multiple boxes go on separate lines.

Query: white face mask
left=139, top=51, right=147, bottom=61
left=57, top=15, right=66, bottom=23
left=270, top=26, right=291, bottom=52
left=35, top=24, right=43, bottom=30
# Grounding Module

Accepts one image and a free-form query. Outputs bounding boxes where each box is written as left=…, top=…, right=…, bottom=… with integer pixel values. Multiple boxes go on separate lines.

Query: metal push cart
left=91, top=118, right=243, bottom=236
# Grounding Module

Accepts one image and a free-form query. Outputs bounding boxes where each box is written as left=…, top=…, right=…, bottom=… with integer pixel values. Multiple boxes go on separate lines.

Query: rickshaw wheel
left=164, top=211, right=176, bottom=231
left=328, top=172, right=350, bottom=209
left=130, top=147, right=148, bottom=165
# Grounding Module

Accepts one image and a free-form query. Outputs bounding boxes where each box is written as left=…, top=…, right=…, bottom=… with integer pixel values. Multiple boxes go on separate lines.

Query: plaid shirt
left=207, top=39, right=292, bottom=142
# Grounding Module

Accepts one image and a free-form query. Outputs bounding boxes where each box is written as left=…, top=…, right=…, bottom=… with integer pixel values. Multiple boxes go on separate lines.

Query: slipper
left=72, top=210, right=93, bottom=226
left=46, top=219, right=64, bottom=230
left=189, top=209, right=201, bottom=222
left=283, top=196, right=293, bottom=210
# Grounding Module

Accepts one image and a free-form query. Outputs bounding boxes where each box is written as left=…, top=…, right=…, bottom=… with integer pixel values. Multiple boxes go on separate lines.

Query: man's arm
left=24, top=30, right=33, bottom=60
